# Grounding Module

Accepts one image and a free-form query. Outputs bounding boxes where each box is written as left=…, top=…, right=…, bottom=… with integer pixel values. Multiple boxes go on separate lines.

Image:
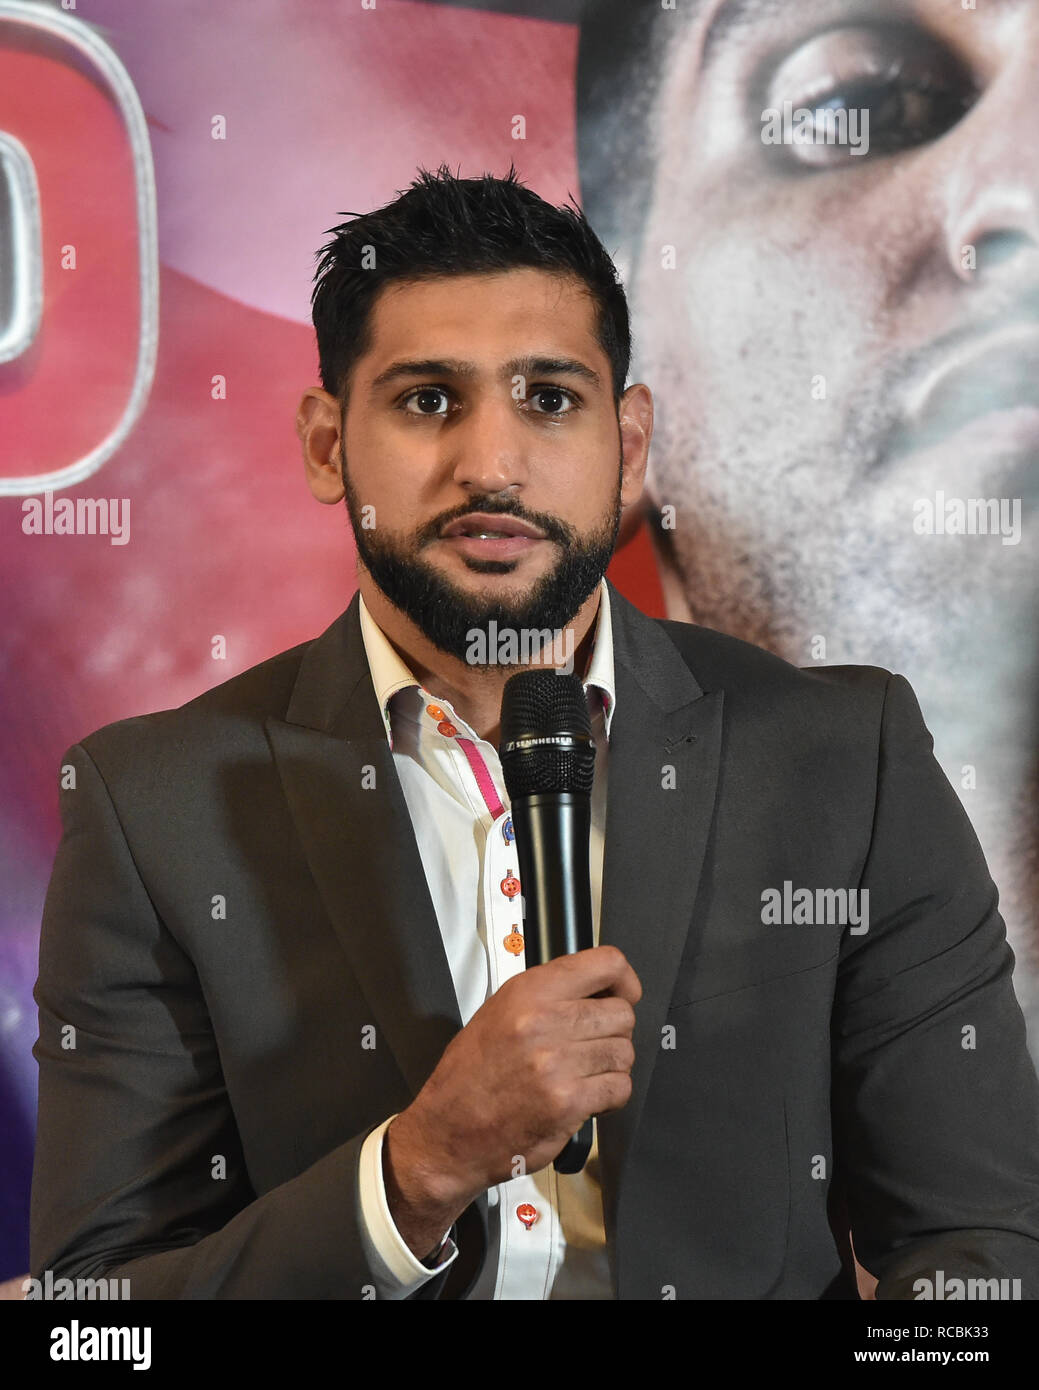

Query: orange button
left=426, top=703, right=445, bottom=721
left=503, top=931, right=524, bottom=955
left=437, top=720, right=457, bottom=737
left=516, top=1203, right=538, bottom=1230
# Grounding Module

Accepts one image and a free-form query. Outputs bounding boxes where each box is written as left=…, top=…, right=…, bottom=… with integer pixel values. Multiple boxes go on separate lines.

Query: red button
left=516, top=1203, right=538, bottom=1230
left=437, top=720, right=457, bottom=737
left=500, top=874, right=521, bottom=899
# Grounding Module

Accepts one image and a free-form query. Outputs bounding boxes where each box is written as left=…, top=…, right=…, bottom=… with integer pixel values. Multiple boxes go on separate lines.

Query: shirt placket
left=418, top=693, right=560, bottom=1298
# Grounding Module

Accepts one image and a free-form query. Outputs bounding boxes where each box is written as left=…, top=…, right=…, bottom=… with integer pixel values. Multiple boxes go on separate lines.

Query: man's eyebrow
left=370, top=359, right=476, bottom=391
left=700, top=0, right=776, bottom=70
left=507, top=355, right=601, bottom=388
left=369, top=355, right=602, bottom=391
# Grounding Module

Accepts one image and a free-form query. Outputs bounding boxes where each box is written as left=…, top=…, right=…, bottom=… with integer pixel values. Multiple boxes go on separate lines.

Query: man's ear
left=618, top=381, right=653, bottom=511
left=296, top=388, right=345, bottom=504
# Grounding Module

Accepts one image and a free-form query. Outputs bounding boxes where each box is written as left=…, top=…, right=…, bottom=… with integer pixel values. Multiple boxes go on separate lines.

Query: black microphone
left=499, top=669, right=596, bottom=1174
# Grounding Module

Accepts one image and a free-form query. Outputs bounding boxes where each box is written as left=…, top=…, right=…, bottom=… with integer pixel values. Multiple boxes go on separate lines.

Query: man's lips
left=440, top=513, right=546, bottom=540
left=440, top=535, right=546, bottom=560
left=438, top=512, right=549, bottom=560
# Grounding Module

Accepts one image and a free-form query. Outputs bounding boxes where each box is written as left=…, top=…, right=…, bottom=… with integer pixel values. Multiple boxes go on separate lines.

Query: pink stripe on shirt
left=455, top=737, right=507, bottom=820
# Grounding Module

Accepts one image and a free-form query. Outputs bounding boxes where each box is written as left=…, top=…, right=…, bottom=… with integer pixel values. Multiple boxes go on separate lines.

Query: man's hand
left=382, top=945, right=641, bottom=1260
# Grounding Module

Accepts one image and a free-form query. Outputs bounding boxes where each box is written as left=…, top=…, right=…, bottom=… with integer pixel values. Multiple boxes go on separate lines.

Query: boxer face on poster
left=579, top=0, right=1039, bottom=997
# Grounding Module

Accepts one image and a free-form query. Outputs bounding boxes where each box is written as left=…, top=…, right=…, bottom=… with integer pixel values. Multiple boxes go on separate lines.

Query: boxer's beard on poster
left=341, top=454, right=623, bottom=665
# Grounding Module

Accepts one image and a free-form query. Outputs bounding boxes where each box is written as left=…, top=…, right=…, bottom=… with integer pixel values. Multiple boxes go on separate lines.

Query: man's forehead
left=361, top=270, right=602, bottom=363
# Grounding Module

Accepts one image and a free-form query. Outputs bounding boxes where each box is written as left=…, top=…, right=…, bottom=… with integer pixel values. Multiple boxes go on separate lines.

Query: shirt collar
left=358, top=578, right=616, bottom=750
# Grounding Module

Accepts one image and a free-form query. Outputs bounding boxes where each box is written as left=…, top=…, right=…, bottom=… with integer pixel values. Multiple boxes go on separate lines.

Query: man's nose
left=940, top=28, right=1039, bottom=286
left=447, top=393, right=530, bottom=494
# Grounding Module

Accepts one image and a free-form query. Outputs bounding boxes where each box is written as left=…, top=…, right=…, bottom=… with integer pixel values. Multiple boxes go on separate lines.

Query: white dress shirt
left=355, top=579, right=616, bottom=1299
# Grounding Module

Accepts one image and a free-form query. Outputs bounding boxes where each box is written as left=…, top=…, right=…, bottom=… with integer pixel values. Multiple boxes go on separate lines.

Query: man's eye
left=762, top=25, right=976, bottom=169
left=399, top=386, right=575, bottom=416
left=526, top=386, right=575, bottom=415
left=402, top=387, right=450, bottom=415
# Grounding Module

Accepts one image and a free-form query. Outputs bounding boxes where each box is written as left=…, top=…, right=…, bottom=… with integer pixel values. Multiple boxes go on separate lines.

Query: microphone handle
left=510, top=792, right=594, bottom=1173
left=553, top=1119, right=594, bottom=1174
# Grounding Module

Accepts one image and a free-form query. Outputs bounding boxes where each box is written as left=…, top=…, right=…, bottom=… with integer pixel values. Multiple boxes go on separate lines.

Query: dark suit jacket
left=29, top=582, right=1039, bottom=1299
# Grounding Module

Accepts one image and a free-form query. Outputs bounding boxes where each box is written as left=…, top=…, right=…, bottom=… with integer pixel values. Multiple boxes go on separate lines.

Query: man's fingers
left=568, top=1036, right=636, bottom=1078
left=579, top=1070, right=635, bottom=1118
left=566, top=995, right=637, bottom=1042
left=530, top=945, right=642, bottom=1007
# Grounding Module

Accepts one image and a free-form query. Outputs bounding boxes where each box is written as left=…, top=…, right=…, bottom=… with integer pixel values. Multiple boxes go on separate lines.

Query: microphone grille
left=499, top=671, right=596, bottom=797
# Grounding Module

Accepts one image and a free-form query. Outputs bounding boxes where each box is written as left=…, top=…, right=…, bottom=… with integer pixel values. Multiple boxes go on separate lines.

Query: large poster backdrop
left=0, top=0, right=1035, bottom=1287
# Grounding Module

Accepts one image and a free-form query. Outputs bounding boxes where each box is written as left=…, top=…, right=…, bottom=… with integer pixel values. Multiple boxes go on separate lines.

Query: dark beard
left=343, top=468, right=622, bottom=665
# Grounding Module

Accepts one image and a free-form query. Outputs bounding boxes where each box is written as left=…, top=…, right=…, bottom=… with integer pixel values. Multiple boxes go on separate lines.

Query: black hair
left=310, top=163, right=631, bottom=406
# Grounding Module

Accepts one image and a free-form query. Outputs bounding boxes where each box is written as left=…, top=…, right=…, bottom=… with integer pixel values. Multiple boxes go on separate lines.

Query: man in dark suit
left=30, top=167, right=1039, bottom=1300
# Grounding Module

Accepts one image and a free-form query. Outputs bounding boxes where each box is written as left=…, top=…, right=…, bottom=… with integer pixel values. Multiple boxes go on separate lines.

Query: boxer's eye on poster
left=759, top=25, right=977, bottom=167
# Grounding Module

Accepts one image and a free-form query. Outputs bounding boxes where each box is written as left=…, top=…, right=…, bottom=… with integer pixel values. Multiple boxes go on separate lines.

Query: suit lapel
left=597, top=584, right=724, bottom=1287
left=264, top=593, right=463, bottom=1100
left=265, top=595, right=492, bottom=1295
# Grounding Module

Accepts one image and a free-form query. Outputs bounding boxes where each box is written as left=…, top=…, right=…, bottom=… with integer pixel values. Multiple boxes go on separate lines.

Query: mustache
left=415, top=498, right=576, bottom=548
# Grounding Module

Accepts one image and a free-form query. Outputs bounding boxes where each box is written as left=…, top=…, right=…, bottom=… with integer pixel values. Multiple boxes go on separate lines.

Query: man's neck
left=358, top=572, right=603, bottom=745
